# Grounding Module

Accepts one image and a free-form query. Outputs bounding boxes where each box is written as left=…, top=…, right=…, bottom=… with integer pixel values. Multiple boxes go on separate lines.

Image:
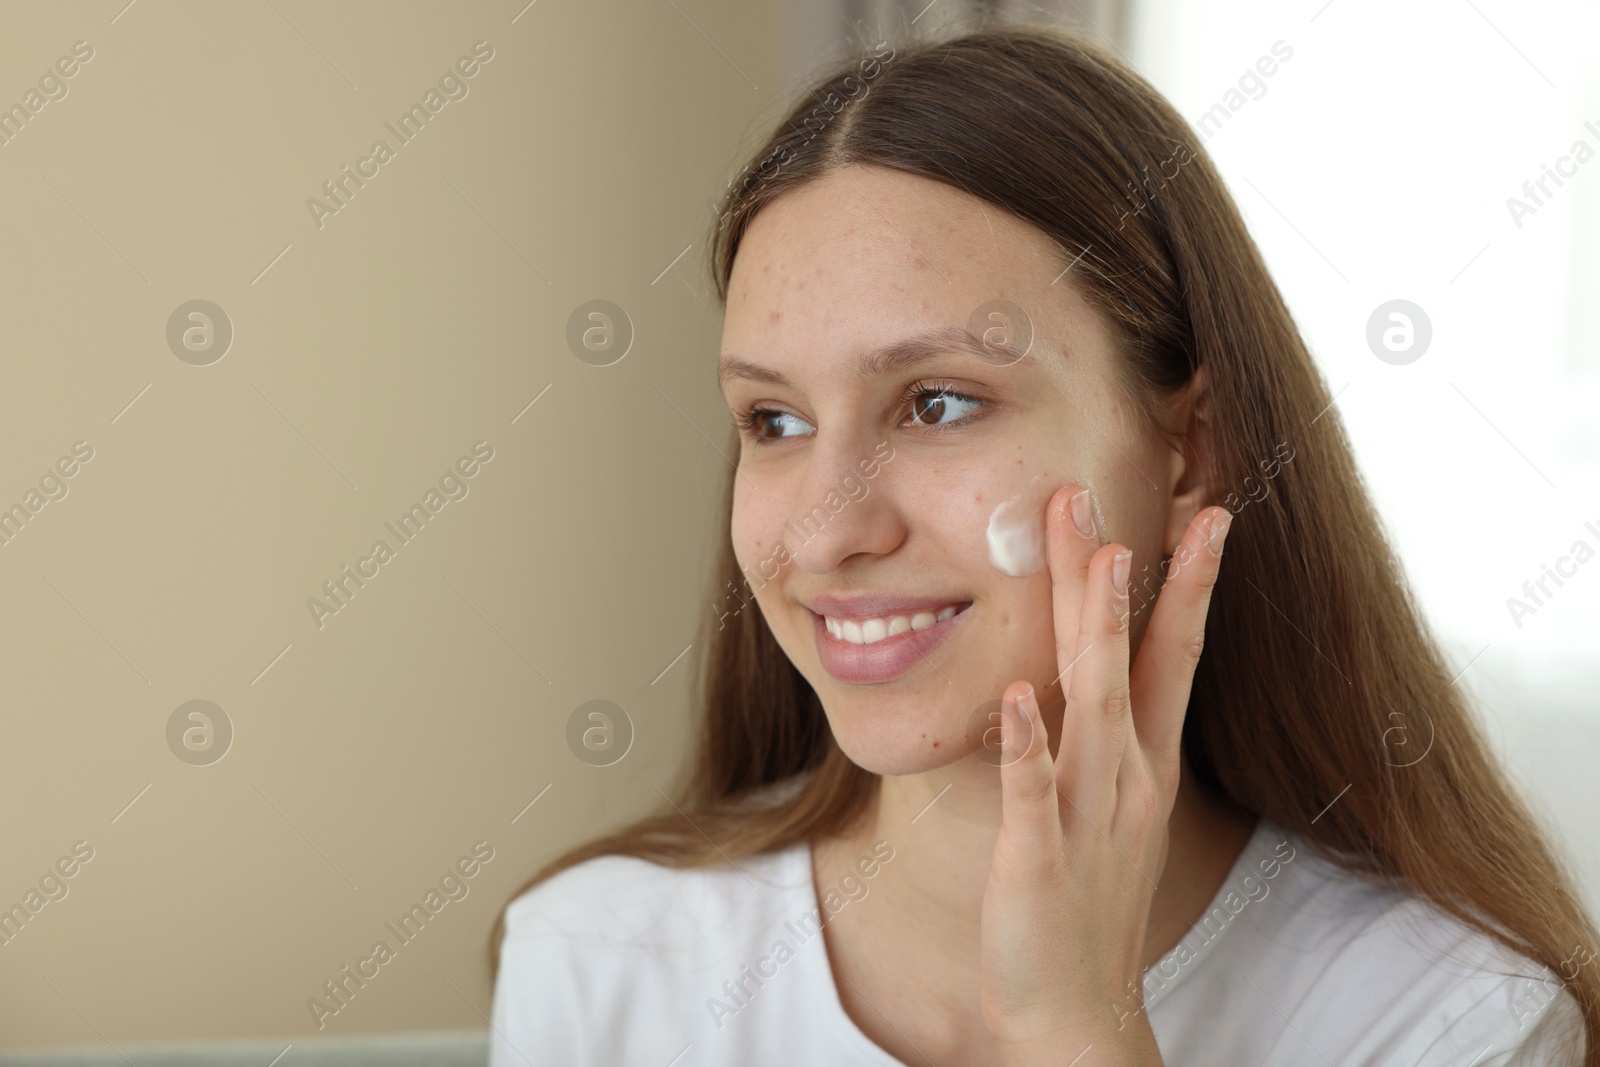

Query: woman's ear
left=1163, top=366, right=1214, bottom=556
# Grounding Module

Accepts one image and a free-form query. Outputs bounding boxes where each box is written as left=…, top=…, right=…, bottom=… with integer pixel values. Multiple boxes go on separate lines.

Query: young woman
left=489, top=23, right=1596, bottom=1066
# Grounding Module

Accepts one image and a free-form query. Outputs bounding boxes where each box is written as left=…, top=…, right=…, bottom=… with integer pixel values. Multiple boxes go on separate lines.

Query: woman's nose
left=780, top=441, right=904, bottom=574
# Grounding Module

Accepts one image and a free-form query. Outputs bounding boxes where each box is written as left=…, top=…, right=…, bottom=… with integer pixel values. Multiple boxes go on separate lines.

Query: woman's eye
left=742, top=409, right=815, bottom=441
left=737, top=384, right=983, bottom=444
left=904, top=388, right=982, bottom=428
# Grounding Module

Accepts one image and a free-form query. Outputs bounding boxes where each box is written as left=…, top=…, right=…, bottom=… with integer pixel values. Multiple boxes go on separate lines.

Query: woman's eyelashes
left=732, top=380, right=990, bottom=446
left=734, top=406, right=812, bottom=441
left=900, top=380, right=984, bottom=432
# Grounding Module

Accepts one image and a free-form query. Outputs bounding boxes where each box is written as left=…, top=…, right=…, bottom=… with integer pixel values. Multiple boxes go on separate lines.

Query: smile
left=809, top=601, right=972, bottom=684
left=824, top=605, right=962, bottom=645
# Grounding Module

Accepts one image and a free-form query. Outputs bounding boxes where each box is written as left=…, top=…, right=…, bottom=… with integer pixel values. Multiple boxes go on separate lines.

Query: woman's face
left=719, top=164, right=1196, bottom=777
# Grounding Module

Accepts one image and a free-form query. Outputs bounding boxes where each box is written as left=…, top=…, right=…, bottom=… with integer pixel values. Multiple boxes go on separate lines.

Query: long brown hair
left=494, top=19, right=1596, bottom=1057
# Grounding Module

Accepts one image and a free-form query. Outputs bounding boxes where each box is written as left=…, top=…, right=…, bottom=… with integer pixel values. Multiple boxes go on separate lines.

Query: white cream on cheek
left=986, top=495, right=1046, bottom=577
left=985, top=481, right=1106, bottom=576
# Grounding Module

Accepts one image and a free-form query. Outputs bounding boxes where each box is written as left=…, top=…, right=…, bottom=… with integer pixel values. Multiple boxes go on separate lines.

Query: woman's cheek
left=730, top=491, right=781, bottom=578
left=909, top=464, right=1016, bottom=574
left=964, top=470, right=1083, bottom=580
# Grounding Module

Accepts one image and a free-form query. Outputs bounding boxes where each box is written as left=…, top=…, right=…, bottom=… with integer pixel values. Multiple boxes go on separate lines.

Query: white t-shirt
left=491, top=816, right=1586, bottom=1065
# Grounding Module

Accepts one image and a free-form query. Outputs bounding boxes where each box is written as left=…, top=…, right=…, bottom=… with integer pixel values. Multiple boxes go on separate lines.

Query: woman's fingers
left=996, top=682, right=1063, bottom=859
left=993, top=487, right=1099, bottom=863
left=1043, top=485, right=1100, bottom=701
left=1055, top=540, right=1135, bottom=829
left=1128, top=506, right=1233, bottom=786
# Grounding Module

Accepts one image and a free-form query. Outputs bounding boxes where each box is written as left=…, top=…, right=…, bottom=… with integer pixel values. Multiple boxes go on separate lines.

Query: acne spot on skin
left=769, top=310, right=781, bottom=325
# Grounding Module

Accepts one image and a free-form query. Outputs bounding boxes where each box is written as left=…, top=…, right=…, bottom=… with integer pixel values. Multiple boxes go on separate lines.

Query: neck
left=829, top=744, right=1256, bottom=972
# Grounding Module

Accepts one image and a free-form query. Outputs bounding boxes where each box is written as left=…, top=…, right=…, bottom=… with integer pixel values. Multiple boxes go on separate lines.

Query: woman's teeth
left=825, top=606, right=959, bottom=645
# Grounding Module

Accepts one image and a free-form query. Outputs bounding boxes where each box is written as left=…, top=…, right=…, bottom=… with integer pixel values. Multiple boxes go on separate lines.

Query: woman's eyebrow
left=718, top=325, right=1035, bottom=388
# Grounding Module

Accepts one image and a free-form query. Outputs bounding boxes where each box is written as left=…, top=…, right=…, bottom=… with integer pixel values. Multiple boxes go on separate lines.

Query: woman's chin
left=826, top=715, right=977, bottom=777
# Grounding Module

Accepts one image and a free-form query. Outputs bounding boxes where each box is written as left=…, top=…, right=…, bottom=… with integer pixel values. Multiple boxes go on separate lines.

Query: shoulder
left=500, top=842, right=809, bottom=950
left=500, top=779, right=815, bottom=947
left=490, top=841, right=816, bottom=1065
left=1305, top=840, right=1585, bottom=1063
left=1261, top=828, right=1587, bottom=1064
left=1150, top=822, right=1588, bottom=1065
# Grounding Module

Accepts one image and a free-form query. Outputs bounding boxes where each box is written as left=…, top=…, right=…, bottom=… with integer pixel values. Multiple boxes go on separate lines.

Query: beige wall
left=0, top=0, right=782, bottom=1048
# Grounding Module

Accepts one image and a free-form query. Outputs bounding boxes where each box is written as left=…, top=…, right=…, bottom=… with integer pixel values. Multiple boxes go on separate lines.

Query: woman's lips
left=811, top=603, right=970, bottom=683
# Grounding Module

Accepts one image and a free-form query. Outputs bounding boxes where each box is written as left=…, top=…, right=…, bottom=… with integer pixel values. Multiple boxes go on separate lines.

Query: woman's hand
left=978, top=485, right=1233, bottom=1066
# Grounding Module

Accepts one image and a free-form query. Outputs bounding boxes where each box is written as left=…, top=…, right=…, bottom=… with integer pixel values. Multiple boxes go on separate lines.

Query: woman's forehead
left=728, top=166, right=1061, bottom=299
left=722, top=170, right=1089, bottom=381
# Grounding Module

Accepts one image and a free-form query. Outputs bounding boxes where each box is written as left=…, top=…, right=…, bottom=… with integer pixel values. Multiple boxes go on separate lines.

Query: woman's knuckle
left=1180, top=628, right=1206, bottom=668
left=1016, top=763, right=1057, bottom=802
left=1102, top=686, right=1133, bottom=722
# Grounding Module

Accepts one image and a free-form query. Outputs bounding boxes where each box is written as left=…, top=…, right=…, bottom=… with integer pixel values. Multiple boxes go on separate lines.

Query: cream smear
left=986, top=496, right=1046, bottom=577
left=985, top=484, right=1104, bottom=576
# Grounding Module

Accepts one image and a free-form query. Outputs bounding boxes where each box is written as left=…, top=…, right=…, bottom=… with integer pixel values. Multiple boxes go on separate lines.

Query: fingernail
left=1112, top=549, right=1132, bottom=596
left=1207, top=511, right=1233, bottom=556
left=1002, top=695, right=1023, bottom=751
left=1070, top=488, right=1096, bottom=539
left=1005, top=687, right=1036, bottom=758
